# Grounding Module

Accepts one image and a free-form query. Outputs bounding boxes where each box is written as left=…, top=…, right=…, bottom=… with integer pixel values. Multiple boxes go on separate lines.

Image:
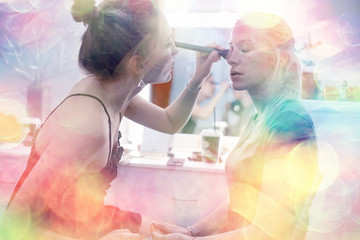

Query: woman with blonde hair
left=152, top=12, right=320, bottom=240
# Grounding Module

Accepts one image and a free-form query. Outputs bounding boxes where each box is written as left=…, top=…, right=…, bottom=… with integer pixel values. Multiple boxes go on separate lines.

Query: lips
left=230, top=71, right=243, bottom=77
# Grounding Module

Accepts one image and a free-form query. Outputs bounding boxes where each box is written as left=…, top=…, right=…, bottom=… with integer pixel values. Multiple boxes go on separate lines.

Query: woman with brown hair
left=0, top=0, right=223, bottom=239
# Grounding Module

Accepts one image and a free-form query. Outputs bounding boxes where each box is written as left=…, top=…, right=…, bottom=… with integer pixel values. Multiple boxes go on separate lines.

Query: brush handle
left=174, top=41, right=229, bottom=59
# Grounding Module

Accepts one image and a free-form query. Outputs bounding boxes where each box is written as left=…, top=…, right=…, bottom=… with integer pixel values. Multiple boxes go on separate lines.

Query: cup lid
left=200, top=128, right=223, bottom=136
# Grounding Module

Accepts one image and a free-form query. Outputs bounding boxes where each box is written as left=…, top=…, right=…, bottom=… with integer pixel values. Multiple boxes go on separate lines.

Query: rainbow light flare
left=0, top=99, right=29, bottom=148
left=0, top=0, right=359, bottom=239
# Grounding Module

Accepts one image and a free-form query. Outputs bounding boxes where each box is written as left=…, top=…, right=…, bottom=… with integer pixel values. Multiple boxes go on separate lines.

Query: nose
left=172, top=42, right=179, bottom=56
left=226, top=49, right=237, bottom=65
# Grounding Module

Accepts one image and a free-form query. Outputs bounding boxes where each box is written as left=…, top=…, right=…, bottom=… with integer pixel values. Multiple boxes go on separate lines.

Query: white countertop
left=0, top=133, right=239, bottom=174
left=119, top=152, right=225, bottom=173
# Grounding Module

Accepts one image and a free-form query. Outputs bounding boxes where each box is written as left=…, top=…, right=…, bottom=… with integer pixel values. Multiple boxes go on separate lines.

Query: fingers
left=209, top=43, right=227, bottom=61
left=197, top=48, right=221, bottom=60
left=114, top=229, right=140, bottom=239
left=131, top=234, right=141, bottom=240
left=151, top=222, right=179, bottom=234
left=117, top=229, right=131, bottom=233
left=151, top=222, right=166, bottom=233
left=151, top=224, right=167, bottom=240
left=100, top=229, right=141, bottom=240
left=151, top=222, right=189, bottom=235
left=196, top=42, right=225, bottom=61
left=209, top=50, right=222, bottom=62
left=192, top=42, right=225, bottom=81
left=150, top=223, right=164, bottom=235
left=205, top=42, right=225, bottom=50
left=152, top=232, right=164, bottom=240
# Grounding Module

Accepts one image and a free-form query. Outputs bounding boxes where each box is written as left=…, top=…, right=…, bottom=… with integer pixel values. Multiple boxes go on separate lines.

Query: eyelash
left=230, top=46, right=250, bottom=54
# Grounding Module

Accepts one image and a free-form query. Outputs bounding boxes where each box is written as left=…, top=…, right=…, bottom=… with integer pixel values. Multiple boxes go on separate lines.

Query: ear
left=128, top=54, right=145, bottom=77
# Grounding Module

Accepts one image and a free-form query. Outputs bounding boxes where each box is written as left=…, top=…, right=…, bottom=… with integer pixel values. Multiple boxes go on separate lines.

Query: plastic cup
left=200, top=129, right=222, bottom=163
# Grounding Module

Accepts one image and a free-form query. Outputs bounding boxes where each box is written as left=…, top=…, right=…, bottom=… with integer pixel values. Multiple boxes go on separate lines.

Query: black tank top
left=7, top=93, right=124, bottom=210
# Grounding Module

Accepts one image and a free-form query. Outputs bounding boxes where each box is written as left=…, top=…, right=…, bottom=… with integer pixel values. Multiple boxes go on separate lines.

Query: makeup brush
left=174, top=41, right=229, bottom=59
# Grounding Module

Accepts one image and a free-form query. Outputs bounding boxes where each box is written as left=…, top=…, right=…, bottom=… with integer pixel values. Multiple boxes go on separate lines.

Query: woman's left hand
left=99, top=229, right=141, bottom=240
left=151, top=221, right=189, bottom=235
left=152, top=232, right=192, bottom=240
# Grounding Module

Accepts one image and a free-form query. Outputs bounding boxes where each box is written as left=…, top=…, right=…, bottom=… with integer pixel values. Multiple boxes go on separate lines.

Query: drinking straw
left=214, top=107, right=216, bottom=132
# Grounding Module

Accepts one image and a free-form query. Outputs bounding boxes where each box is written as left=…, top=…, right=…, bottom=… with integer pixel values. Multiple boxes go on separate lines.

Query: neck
left=93, top=74, right=140, bottom=115
left=248, top=82, right=276, bottom=114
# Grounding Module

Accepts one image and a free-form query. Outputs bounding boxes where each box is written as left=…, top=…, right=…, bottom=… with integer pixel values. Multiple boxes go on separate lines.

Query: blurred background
left=0, top=1, right=360, bottom=239
left=0, top=0, right=359, bottom=137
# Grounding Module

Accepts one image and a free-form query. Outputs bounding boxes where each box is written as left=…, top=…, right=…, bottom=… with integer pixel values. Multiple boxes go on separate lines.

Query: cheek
left=150, top=49, right=172, bottom=68
left=143, top=51, right=173, bottom=83
left=260, top=58, right=274, bottom=72
left=253, top=54, right=274, bottom=77
left=156, top=52, right=173, bottom=73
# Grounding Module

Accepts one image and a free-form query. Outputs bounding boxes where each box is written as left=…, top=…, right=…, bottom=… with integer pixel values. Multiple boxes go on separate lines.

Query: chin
left=158, top=72, right=172, bottom=84
left=165, top=72, right=172, bottom=82
left=144, top=69, right=173, bottom=85
left=231, top=82, right=247, bottom=91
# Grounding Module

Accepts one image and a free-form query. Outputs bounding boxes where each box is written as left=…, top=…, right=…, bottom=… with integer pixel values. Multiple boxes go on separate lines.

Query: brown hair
left=71, top=0, right=160, bottom=77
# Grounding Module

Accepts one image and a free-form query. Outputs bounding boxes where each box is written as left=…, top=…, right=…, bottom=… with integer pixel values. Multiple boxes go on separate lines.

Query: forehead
left=157, top=14, right=172, bottom=39
left=230, top=25, right=253, bottom=44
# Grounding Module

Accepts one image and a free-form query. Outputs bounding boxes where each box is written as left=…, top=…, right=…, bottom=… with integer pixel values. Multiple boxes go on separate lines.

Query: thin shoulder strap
left=43, top=93, right=112, bottom=161
left=5, top=94, right=113, bottom=211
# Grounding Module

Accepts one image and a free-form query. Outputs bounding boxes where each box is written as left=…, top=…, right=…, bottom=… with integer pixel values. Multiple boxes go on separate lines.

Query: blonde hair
left=234, top=12, right=302, bottom=102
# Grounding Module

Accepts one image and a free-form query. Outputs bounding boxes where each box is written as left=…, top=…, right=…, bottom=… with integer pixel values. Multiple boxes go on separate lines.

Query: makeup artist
left=0, top=0, right=224, bottom=239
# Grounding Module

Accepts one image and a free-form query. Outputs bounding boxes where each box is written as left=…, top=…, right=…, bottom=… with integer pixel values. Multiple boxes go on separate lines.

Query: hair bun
left=71, top=0, right=96, bottom=24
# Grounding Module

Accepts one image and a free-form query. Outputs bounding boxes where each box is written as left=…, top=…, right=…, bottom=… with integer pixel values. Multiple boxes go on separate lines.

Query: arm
left=37, top=227, right=141, bottom=240
left=124, top=84, right=200, bottom=135
left=190, top=202, right=228, bottom=236
left=152, top=201, right=228, bottom=237
left=125, top=45, right=224, bottom=134
left=192, top=82, right=230, bottom=120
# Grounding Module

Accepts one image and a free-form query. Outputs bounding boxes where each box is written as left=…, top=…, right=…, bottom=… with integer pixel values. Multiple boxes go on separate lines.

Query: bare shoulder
left=36, top=96, right=110, bottom=168
left=56, top=95, right=109, bottom=131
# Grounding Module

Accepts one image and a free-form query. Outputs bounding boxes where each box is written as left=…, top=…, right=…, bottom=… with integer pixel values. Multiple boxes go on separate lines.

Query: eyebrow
left=229, top=39, right=253, bottom=45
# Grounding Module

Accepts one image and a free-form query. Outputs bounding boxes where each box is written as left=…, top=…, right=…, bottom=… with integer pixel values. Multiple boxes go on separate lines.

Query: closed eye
left=241, top=42, right=254, bottom=53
